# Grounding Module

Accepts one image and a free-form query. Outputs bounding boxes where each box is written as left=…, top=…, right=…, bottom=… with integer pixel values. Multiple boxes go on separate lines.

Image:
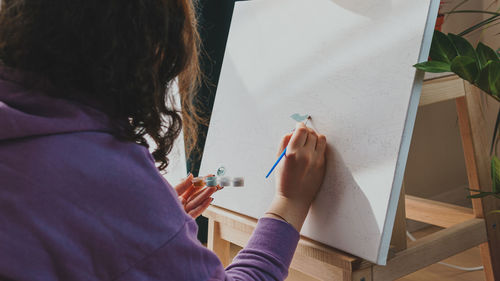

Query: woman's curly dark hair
left=0, top=0, right=203, bottom=171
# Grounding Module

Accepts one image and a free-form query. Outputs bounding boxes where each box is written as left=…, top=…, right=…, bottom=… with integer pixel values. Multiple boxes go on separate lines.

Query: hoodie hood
left=0, top=68, right=112, bottom=141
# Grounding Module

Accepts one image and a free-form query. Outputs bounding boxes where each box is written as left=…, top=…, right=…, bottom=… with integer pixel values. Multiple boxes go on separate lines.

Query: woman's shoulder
left=0, top=130, right=192, bottom=279
left=6, top=129, right=187, bottom=225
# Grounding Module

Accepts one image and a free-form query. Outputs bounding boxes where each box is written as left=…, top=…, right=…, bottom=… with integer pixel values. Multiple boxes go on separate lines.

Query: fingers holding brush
left=287, top=122, right=308, bottom=152
left=316, top=134, right=327, bottom=154
left=277, top=133, right=292, bottom=157
left=267, top=116, right=327, bottom=231
left=304, top=127, right=318, bottom=151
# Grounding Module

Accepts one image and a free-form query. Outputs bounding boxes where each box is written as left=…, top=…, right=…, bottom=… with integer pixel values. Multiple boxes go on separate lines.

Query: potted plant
left=414, top=8, right=500, bottom=212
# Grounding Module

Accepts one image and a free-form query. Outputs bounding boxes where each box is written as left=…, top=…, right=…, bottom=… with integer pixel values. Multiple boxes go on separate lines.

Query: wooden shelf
left=420, top=74, right=465, bottom=106
left=405, top=195, right=475, bottom=229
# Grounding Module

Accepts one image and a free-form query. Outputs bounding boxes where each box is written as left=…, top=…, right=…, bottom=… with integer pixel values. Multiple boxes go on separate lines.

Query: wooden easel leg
left=207, top=218, right=231, bottom=267
left=352, top=267, right=372, bottom=281
left=456, top=95, right=495, bottom=279
left=456, top=96, right=484, bottom=216
left=479, top=243, right=495, bottom=280
left=390, top=184, right=407, bottom=254
left=457, top=87, right=500, bottom=280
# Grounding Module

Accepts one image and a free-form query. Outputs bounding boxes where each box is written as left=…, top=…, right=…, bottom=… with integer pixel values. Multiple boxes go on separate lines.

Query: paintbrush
left=265, top=115, right=310, bottom=179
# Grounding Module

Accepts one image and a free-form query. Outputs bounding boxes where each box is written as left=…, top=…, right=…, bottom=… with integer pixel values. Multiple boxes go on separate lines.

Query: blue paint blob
left=290, top=113, right=309, bottom=122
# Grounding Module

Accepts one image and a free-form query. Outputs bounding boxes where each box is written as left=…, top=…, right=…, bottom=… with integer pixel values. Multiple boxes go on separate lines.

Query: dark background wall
left=188, top=0, right=238, bottom=242
left=187, top=0, right=236, bottom=176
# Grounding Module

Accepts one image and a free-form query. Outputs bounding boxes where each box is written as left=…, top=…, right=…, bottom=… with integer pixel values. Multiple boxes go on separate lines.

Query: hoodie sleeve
left=115, top=217, right=300, bottom=281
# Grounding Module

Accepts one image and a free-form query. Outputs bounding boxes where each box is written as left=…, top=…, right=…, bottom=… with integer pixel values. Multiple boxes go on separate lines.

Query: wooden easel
left=203, top=74, right=500, bottom=280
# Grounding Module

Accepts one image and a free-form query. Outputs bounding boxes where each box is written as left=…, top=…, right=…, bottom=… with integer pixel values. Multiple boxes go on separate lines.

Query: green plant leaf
left=487, top=61, right=500, bottom=96
left=466, top=188, right=500, bottom=200
left=446, top=10, right=500, bottom=16
left=487, top=210, right=500, bottom=216
left=477, top=42, right=500, bottom=69
left=468, top=192, right=496, bottom=198
left=447, top=0, right=470, bottom=18
left=413, top=61, right=451, bottom=73
left=490, top=108, right=500, bottom=155
left=478, top=61, right=494, bottom=95
left=476, top=61, right=500, bottom=97
left=448, top=33, right=477, bottom=59
left=459, top=14, right=500, bottom=36
left=492, top=156, right=500, bottom=193
left=477, top=21, right=500, bottom=35
left=450, top=56, right=479, bottom=82
left=430, top=30, right=457, bottom=63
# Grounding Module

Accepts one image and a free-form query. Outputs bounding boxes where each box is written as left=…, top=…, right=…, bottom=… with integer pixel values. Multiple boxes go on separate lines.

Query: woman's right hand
left=264, top=122, right=327, bottom=231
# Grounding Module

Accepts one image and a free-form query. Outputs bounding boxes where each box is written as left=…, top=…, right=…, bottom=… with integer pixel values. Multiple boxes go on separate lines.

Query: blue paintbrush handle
left=265, top=147, right=287, bottom=178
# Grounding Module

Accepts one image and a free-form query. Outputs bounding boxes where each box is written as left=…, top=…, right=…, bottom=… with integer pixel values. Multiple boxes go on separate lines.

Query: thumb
left=277, top=133, right=292, bottom=157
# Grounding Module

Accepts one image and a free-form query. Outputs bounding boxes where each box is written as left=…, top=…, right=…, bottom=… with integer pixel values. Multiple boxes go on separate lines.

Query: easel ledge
left=203, top=74, right=500, bottom=281
left=205, top=205, right=485, bottom=281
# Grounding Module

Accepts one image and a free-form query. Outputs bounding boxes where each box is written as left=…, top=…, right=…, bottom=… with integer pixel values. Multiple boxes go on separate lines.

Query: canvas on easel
left=200, top=0, right=439, bottom=264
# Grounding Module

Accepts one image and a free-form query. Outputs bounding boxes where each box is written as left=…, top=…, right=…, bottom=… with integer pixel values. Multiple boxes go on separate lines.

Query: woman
left=0, top=1, right=327, bottom=280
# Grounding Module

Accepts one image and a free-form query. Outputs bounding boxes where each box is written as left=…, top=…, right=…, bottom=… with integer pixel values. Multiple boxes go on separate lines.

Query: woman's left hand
left=174, top=174, right=217, bottom=218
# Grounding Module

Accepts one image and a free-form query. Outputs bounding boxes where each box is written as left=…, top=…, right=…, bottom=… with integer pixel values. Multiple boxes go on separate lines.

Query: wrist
left=264, top=212, right=289, bottom=223
left=265, top=195, right=310, bottom=232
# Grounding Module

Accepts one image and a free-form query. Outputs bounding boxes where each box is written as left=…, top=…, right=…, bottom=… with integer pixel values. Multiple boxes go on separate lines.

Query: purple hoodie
left=0, top=69, right=299, bottom=281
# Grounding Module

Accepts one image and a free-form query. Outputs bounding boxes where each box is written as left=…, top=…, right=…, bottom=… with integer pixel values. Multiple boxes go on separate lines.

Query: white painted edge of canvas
left=376, top=0, right=441, bottom=265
